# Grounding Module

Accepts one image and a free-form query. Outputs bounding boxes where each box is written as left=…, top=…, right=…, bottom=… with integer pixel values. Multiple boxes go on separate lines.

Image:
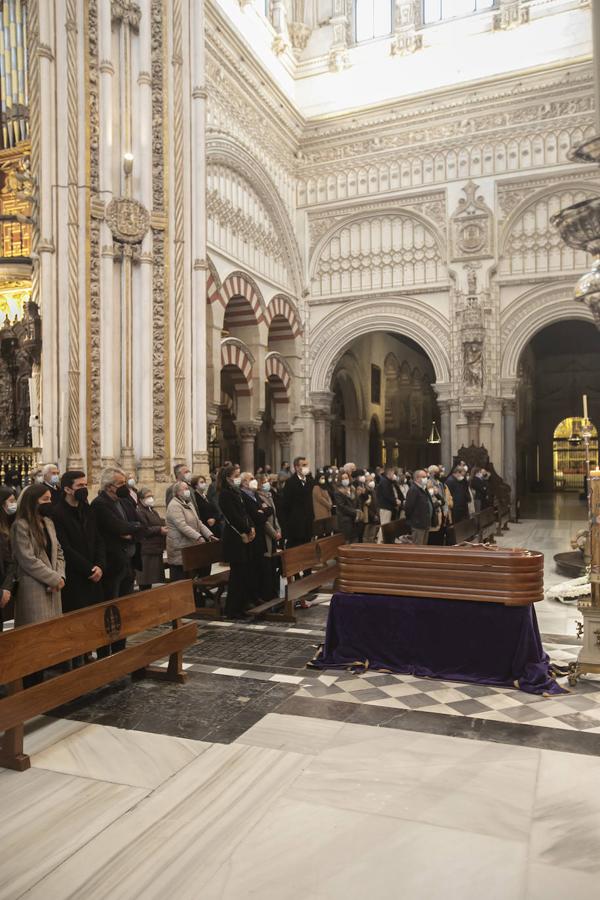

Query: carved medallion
left=450, top=181, right=494, bottom=261
left=105, top=197, right=150, bottom=245
left=104, top=604, right=122, bottom=639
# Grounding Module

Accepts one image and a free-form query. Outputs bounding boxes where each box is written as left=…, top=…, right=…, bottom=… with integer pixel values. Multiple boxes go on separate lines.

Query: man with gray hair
left=91, top=467, right=143, bottom=656
left=165, top=462, right=192, bottom=506
left=42, top=462, right=62, bottom=506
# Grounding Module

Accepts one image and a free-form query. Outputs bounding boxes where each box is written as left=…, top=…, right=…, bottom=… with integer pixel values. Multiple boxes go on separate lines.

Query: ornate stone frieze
left=307, top=191, right=446, bottom=253
left=493, top=0, right=529, bottom=31
left=151, top=0, right=168, bottom=480
left=390, top=1, right=422, bottom=57
left=497, top=169, right=600, bottom=219
left=111, top=0, right=141, bottom=29
left=105, top=197, right=151, bottom=245
left=206, top=189, right=284, bottom=262
left=450, top=181, right=494, bottom=261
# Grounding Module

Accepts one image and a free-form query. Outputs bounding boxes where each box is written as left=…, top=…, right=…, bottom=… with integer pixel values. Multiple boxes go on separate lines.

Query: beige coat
left=313, top=485, right=333, bottom=521
left=259, top=492, right=281, bottom=557
left=11, top=517, right=65, bottom=626
left=166, top=497, right=213, bottom=565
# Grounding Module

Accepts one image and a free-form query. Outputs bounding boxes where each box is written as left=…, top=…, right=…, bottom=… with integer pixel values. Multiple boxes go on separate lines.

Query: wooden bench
left=0, top=581, right=196, bottom=772
left=477, top=506, right=497, bottom=543
left=312, top=516, right=337, bottom=538
left=445, top=516, right=479, bottom=545
left=181, top=540, right=229, bottom=619
left=381, top=518, right=410, bottom=544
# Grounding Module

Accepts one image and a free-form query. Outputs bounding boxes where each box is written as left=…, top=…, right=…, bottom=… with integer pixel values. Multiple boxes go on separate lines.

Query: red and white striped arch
left=266, top=294, right=302, bottom=341
left=221, top=271, right=266, bottom=328
left=266, top=352, right=292, bottom=405
left=206, top=258, right=224, bottom=307
left=221, top=339, right=254, bottom=396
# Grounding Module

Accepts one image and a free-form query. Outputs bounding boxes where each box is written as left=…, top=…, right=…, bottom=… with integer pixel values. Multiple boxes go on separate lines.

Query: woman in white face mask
left=135, top=487, right=167, bottom=590
left=165, top=479, right=216, bottom=582
left=334, top=472, right=361, bottom=544
left=0, top=486, right=18, bottom=632
left=190, top=475, right=221, bottom=537
left=239, top=471, right=276, bottom=607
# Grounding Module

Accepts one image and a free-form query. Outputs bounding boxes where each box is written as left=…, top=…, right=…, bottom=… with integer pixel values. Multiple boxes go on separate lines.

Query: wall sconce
left=123, top=152, right=134, bottom=176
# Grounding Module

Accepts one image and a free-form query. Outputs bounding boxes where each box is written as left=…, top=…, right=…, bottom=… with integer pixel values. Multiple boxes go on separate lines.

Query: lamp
left=427, top=420, right=441, bottom=444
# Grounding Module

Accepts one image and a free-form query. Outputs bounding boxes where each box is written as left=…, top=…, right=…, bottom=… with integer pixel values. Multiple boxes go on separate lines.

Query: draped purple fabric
left=312, top=592, right=565, bottom=695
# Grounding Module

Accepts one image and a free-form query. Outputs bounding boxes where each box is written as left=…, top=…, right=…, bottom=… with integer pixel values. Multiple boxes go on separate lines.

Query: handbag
left=222, top=513, right=254, bottom=543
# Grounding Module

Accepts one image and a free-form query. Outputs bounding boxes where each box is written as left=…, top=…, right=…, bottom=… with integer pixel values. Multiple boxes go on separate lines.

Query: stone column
left=310, top=390, right=334, bottom=469
left=190, top=0, right=208, bottom=474
left=438, top=400, right=452, bottom=472
left=502, top=399, right=517, bottom=517
left=238, top=423, right=259, bottom=473
left=465, top=410, right=481, bottom=447
left=275, top=429, right=293, bottom=469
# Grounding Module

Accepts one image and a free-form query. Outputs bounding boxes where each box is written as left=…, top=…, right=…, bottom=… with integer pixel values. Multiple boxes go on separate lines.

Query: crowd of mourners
left=0, top=456, right=493, bottom=655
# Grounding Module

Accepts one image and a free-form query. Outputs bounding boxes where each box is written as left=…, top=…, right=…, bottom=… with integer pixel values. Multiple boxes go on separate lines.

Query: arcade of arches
left=0, top=0, right=596, bottom=514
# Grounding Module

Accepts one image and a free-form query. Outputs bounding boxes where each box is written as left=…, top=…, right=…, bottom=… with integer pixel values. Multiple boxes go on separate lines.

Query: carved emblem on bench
left=104, top=605, right=122, bottom=639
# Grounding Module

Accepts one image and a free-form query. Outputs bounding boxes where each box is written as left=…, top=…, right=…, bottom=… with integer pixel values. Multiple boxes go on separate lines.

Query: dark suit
left=218, top=485, right=254, bottom=617
left=52, top=499, right=106, bottom=613
left=90, top=492, right=141, bottom=601
left=280, top=473, right=314, bottom=547
left=404, top=484, right=433, bottom=538
left=446, top=475, right=470, bottom=523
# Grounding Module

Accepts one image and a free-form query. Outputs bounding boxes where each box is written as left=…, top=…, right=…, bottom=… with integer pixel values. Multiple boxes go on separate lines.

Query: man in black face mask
left=53, top=471, right=107, bottom=666
left=91, top=467, right=143, bottom=655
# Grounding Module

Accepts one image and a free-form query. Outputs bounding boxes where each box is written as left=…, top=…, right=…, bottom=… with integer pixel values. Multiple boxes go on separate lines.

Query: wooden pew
left=0, top=581, right=196, bottom=772
left=445, top=516, right=478, bottom=545
left=181, top=540, right=229, bottom=619
left=381, top=518, right=410, bottom=544
left=246, top=532, right=346, bottom=622
left=312, top=516, right=337, bottom=538
left=477, top=506, right=497, bottom=543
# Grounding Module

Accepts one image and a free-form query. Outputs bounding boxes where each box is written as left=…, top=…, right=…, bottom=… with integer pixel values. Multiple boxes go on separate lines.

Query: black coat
left=446, top=475, right=470, bottom=522
left=334, top=489, right=359, bottom=542
left=404, top=485, right=434, bottom=531
left=135, top=504, right=166, bottom=554
left=280, top=474, right=314, bottom=546
left=191, top=491, right=221, bottom=537
left=376, top=476, right=397, bottom=512
left=240, top=489, right=271, bottom=557
left=471, top=476, right=491, bottom=509
left=52, top=498, right=106, bottom=612
left=218, top=485, right=253, bottom=565
left=90, top=491, right=142, bottom=575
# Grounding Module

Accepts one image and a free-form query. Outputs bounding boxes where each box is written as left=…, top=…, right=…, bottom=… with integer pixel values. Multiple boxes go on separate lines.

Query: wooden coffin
left=336, top=544, right=544, bottom=606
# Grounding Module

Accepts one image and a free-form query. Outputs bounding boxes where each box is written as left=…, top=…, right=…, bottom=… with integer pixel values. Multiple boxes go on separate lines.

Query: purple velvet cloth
left=313, top=592, right=565, bottom=695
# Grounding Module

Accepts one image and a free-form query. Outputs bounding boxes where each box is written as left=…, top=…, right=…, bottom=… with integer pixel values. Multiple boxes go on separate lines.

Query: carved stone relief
left=450, top=180, right=494, bottom=261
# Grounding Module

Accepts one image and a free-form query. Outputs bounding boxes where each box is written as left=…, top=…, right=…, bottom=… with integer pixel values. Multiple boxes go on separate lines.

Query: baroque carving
left=105, top=197, right=150, bottom=245
left=450, top=180, right=494, bottom=261
left=206, top=188, right=284, bottom=262
left=151, top=0, right=167, bottom=479
left=493, top=0, right=529, bottom=31
left=88, top=0, right=102, bottom=475
left=111, top=0, right=141, bottom=29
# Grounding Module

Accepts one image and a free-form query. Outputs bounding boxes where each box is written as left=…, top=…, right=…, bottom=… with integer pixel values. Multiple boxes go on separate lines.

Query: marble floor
left=2, top=712, right=598, bottom=900
left=2, top=493, right=599, bottom=899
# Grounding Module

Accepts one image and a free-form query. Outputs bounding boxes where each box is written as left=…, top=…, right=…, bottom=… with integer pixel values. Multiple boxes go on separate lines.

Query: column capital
left=502, top=398, right=517, bottom=415
left=238, top=421, right=260, bottom=441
